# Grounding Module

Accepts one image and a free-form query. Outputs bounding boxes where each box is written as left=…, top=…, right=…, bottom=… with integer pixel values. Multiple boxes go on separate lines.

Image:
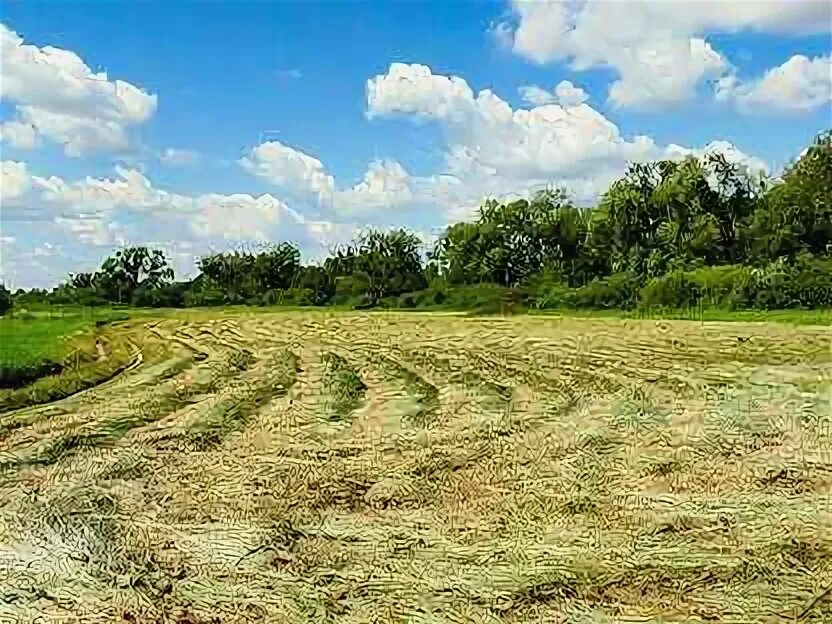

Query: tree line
left=5, top=130, right=831, bottom=315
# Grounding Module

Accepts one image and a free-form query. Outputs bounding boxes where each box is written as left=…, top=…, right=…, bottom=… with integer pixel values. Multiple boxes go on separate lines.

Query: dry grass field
left=0, top=310, right=830, bottom=623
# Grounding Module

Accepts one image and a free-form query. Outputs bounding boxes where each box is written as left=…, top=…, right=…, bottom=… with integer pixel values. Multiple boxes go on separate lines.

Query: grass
left=0, top=317, right=92, bottom=388
left=322, top=351, right=368, bottom=421
left=0, top=306, right=137, bottom=387
left=0, top=310, right=830, bottom=622
left=0, top=309, right=172, bottom=413
left=530, top=305, right=832, bottom=325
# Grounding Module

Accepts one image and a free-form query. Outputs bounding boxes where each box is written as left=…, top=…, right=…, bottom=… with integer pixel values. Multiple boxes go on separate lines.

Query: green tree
left=198, top=250, right=258, bottom=303
left=0, top=284, right=12, bottom=316
left=325, top=229, right=427, bottom=304
left=297, top=265, right=335, bottom=305
left=96, top=247, right=174, bottom=304
left=747, top=130, right=831, bottom=260
left=433, top=189, right=590, bottom=288
left=253, top=242, right=301, bottom=291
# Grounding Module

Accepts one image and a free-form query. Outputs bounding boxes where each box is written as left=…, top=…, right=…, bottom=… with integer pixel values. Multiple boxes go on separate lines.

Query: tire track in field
left=0, top=347, right=246, bottom=470
left=0, top=318, right=280, bottom=472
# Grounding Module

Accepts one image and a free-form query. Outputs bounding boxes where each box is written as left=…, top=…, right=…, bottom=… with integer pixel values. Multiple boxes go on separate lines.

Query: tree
left=0, top=284, right=12, bottom=316
left=297, top=265, right=335, bottom=305
left=325, top=229, right=427, bottom=303
left=96, top=247, right=174, bottom=304
left=69, top=272, right=96, bottom=289
left=253, top=242, right=301, bottom=291
left=747, top=130, right=832, bottom=261
left=433, top=189, right=590, bottom=287
left=197, top=250, right=257, bottom=303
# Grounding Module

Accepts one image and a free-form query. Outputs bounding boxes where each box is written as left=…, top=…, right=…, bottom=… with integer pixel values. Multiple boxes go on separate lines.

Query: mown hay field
left=0, top=311, right=830, bottom=623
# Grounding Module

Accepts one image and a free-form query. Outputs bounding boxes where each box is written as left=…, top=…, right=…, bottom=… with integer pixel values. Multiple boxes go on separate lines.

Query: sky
left=1, top=0, right=830, bottom=289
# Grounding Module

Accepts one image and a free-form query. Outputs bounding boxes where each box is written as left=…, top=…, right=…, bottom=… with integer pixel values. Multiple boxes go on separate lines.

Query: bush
left=573, top=272, right=641, bottom=309
left=183, top=284, right=226, bottom=307
left=262, top=288, right=316, bottom=306
left=525, top=271, right=576, bottom=310
left=634, top=257, right=832, bottom=311
left=439, top=284, right=529, bottom=314
left=788, top=255, right=832, bottom=307
left=685, top=265, right=752, bottom=309
left=737, top=255, right=832, bottom=309
left=132, top=283, right=187, bottom=308
left=640, top=270, right=701, bottom=309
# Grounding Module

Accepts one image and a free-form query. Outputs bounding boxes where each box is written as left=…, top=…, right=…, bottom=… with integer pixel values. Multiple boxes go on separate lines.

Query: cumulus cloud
left=519, top=80, right=589, bottom=107
left=239, top=140, right=336, bottom=198
left=499, top=0, right=831, bottom=110
left=335, top=160, right=415, bottom=214
left=364, top=63, right=769, bottom=217
left=0, top=119, right=40, bottom=150
left=366, top=63, right=476, bottom=122
left=0, top=159, right=365, bottom=287
left=716, top=54, right=832, bottom=114
left=0, top=159, right=347, bottom=245
left=0, top=23, right=157, bottom=156
left=238, top=138, right=424, bottom=217
left=1, top=160, right=33, bottom=202
left=664, top=140, right=770, bottom=179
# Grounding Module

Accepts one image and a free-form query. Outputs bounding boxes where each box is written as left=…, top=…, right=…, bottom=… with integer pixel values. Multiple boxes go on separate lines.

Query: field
left=0, top=310, right=830, bottom=623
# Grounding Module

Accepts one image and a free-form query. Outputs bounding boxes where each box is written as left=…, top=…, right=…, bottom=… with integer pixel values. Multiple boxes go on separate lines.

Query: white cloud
left=365, top=63, right=769, bottom=216
left=0, top=159, right=363, bottom=287
left=488, top=20, right=515, bottom=51
left=665, top=140, right=770, bottom=179
left=518, top=85, right=558, bottom=107
left=239, top=139, right=422, bottom=216
left=275, top=68, right=302, bottom=80
left=606, top=37, right=728, bottom=109
left=554, top=80, right=589, bottom=107
left=239, top=140, right=336, bottom=198
left=0, top=119, right=40, bottom=149
left=335, top=160, right=415, bottom=215
left=716, top=54, right=832, bottom=114
left=190, top=194, right=287, bottom=241
left=366, top=62, right=476, bottom=122
left=53, top=214, right=127, bottom=247
left=519, top=80, right=588, bottom=107
left=159, top=148, right=199, bottom=166
left=0, top=160, right=296, bottom=242
left=34, top=166, right=161, bottom=214
left=500, top=0, right=832, bottom=109
left=0, top=23, right=157, bottom=156
left=1, top=160, right=32, bottom=202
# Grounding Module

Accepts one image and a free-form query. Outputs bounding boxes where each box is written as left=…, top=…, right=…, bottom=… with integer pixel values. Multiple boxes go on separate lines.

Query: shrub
left=574, top=272, right=641, bottom=309
left=132, top=283, right=187, bottom=308
left=640, top=270, right=701, bottom=309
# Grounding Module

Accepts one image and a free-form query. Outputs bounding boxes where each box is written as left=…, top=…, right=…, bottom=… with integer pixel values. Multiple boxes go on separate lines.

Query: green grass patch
left=530, top=305, right=832, bottom=325
left=0, top=306, right=137, bottom=389
left=0, top=317, right=90, bottom=388
left=322, top=352, right=367, bottom=421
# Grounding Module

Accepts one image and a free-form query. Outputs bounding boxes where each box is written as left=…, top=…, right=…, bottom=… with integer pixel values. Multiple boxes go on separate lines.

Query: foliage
left=95, top=247, right=174, bottom=304
left=197, top=242, right=301, bottom=303
left=0, top=284, right=12, bottom=317
left=324, top=229, right=427, bottom=304
left=573, top=272, right=642, bottom=309
left=12, top=130, right=832, bottom=314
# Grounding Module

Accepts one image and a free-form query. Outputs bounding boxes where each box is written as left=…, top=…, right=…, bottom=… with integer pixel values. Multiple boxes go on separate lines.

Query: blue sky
left=1, top=0, right=830, bottom=288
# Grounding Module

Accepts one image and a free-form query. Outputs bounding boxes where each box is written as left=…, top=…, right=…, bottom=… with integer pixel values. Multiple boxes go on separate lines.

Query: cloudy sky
left=1, top=0, right=830, bottom=289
